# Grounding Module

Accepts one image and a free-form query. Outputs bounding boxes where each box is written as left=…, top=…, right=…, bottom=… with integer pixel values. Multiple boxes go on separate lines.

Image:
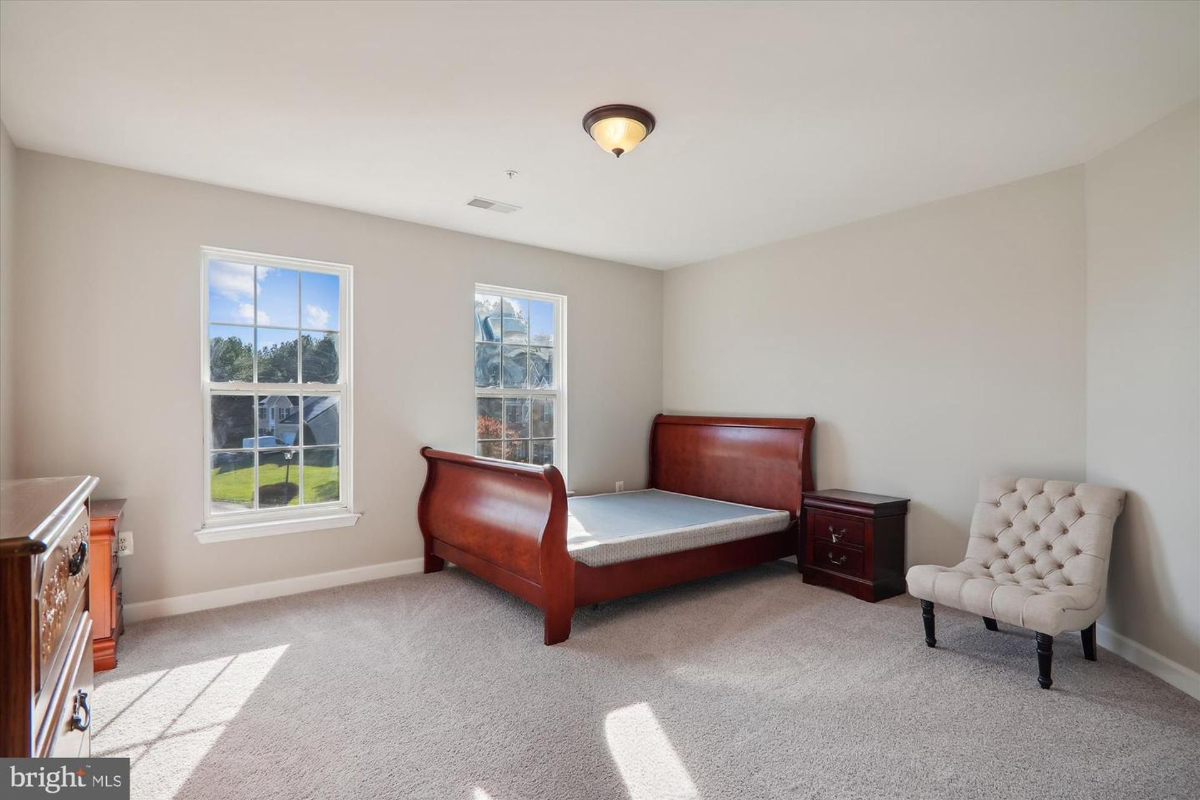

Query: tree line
left=211, top=334, right=339, bottom=383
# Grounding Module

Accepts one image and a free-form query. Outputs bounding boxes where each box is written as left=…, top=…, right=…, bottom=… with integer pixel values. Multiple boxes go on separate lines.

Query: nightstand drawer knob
left=831, top=528, right=846, bottom=543
left=827, top=552, right=848, bottom=566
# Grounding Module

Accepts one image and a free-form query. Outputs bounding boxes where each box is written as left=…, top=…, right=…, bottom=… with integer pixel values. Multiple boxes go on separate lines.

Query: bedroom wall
left=11, top=150, right=663, bottom=605
left=1085, top=101, right=1200, bottom=675
left=662, top=168, right=1088, bottom=572
left=0, top=123, right=16, bottom=480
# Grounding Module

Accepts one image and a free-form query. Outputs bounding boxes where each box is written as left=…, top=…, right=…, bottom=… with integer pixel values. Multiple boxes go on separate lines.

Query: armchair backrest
left=966, top=477, right=1125, bottom=591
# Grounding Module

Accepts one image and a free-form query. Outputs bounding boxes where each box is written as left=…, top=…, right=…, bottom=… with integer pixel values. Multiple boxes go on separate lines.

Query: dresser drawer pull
left=828, top=525, right=847, bottom=543
left=827, top=552, right=848, bottom=566
left=70, top=690, right=91, bottom=732
left=68, top=541, right=88, bottom=576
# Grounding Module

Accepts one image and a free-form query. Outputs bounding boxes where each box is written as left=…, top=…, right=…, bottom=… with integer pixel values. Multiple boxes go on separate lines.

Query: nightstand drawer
left=803, top=489, right=909, bottom=602
left=811, top=511, right=865, bottom=548
left=813, top=542, right=865, bottom=577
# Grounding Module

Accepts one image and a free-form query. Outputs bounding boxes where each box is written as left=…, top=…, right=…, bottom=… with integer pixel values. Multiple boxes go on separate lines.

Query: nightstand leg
left=921, top=600, right=936, bottom=647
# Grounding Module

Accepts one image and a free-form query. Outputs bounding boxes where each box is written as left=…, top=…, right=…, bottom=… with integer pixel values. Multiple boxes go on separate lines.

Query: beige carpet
left=93, top=562, right=1200, bottom=800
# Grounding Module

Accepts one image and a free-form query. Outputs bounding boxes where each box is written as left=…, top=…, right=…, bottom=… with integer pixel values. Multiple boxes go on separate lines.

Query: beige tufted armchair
left=906, top=476, right=1125, bottom=689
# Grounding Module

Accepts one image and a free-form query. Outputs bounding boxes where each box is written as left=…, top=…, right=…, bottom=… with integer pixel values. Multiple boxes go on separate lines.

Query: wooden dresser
left=0, top=475, right=99, bottom=758
left=802, top=489, right=910, bottom=602
left=90, top=499, right=126, bottom=671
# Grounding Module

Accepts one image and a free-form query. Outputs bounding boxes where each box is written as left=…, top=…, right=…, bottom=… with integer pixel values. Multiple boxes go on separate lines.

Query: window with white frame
left=474, top=285, right=565, bottom=474
left=201, top=248, right=352, bottom=531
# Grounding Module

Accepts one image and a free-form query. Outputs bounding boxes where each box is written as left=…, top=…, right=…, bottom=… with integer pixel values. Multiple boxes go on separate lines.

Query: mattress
left=566, top=489, right=791, bottom=568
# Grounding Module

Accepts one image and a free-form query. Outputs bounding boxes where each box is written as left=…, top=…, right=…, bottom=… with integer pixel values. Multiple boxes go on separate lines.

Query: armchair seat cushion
left=906, top=477, right=1125, bottom=636
left=906, top=562, right=1100, bottom=635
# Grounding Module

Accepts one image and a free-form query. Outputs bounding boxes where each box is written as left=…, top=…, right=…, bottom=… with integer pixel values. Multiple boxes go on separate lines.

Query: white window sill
left=194, top=511, right=361, bottom=544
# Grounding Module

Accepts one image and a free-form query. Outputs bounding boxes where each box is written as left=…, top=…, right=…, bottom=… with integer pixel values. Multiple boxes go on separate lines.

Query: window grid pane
left=475, top=294, right=501, bottom=342
left=209, top=324, right=254, bottom=382
left=209, top=389, right=345, bottom=515
left=302, top=271, right=341, bottom=332
left=474, top=287, right=561, bottom=472
left=474, top=391, right=556, bottom=467
left=477, top=398, right=503, bottom=440
left=303, top=447, right=340, bottom=504
left=259, top=449, right=301, bottom=508
left=501, top=297, right=529, bottom=344
left=206, top=255, right=347, bottom=519
left=211, top=451, right=255, bottom=512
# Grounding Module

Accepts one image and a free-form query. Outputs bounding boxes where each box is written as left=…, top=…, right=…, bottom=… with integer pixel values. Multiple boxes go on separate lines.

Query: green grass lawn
left=211, top=458, right=339, bottom=507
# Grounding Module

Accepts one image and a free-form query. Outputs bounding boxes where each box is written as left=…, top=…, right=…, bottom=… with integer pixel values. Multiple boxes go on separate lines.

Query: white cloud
left=304, top=304, right=331, bottom=329
left=209, top=262, right=255, bottom=301
left=210, top=262, right=278, bottom=321
left=233, top=303, right=270, bottom=325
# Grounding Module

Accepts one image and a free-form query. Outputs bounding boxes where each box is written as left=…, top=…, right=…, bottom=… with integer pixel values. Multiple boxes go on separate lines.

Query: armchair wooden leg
left=1036, top=632, right=1054, bottom=689
left=921, top=600, right=936, bottom=647
left=1081, top=623, right=1097, bottom=662
left=983, top=617, right=999, bottom=631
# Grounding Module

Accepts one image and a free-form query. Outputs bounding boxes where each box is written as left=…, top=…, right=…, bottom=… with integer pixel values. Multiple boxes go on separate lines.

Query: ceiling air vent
left=467, top=196, right=521, bottom=214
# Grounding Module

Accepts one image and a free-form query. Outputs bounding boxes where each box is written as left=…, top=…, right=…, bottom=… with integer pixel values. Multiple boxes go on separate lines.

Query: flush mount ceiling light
left=582, top=104, right=656, bottom=158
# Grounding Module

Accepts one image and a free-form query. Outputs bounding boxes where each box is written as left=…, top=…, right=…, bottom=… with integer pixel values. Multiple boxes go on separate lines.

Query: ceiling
left=1, top=1, right=1197, bottom=269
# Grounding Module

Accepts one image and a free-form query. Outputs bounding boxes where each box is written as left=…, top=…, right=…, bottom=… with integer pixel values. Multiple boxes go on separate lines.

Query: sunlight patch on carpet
left=604, top=702, right=699, bottom=800
left=93, top=645, right=288, bottom=800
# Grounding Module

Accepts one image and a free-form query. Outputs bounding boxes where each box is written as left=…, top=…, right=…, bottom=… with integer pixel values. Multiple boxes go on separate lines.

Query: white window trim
left=196, top=246, right=358, bottom=543
left=474, top=283, right=568, bottom=489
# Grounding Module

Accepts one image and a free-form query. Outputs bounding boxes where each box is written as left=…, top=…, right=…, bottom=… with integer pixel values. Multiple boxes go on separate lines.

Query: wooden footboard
left=417, top=448, right=574, bottom=644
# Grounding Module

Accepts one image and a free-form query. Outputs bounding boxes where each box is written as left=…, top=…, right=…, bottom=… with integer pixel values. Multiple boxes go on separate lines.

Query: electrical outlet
left=615, top=481, right=624, bottom=493
left=117, top=530, right=135, bottom=557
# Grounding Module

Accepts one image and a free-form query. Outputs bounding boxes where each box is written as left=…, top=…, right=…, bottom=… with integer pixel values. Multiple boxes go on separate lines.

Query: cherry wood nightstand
left=89, top=499, right=126, bottom=671
left=801, top=489, right=909, bottom=602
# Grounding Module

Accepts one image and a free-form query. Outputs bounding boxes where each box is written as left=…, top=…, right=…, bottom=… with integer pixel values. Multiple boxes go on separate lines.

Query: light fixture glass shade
left=582, top=105, right=656, bottom=158
left=588, top=117, right=648, bottom=157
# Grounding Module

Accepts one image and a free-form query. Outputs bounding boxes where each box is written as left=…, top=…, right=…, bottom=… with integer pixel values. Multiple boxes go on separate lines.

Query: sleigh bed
left=418, top=414, right=815, bottom=644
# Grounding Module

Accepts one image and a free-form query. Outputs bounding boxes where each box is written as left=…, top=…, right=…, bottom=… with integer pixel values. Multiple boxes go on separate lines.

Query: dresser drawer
left=36, top=504, right=90, bottom=690
left=41, top=612, right=93, bottom=758
left=812, top=541, right=865, bottom=577
left=811, top=511, right=866, bottom=549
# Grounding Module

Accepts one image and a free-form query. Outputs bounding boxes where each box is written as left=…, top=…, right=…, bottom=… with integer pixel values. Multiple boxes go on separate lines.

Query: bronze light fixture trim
left=582, top=104, right=657, bottom=158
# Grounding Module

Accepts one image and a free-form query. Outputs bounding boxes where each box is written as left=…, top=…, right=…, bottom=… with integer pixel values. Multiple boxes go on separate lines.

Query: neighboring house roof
left=278, top=395, right=337, bottom=427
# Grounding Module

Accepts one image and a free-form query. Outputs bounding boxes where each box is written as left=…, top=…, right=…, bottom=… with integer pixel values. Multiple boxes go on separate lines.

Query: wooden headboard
left=649, top=414, right=814, bottom=518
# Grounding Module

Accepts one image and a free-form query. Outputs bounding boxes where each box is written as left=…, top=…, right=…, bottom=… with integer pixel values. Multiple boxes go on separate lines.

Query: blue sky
left=529, top=300, right=554, bottom=345
left=208, top=261, right=339, bottom=331
left=301, top=271, right=339, bottom=330
left=257, top=268, right=298, bottom=327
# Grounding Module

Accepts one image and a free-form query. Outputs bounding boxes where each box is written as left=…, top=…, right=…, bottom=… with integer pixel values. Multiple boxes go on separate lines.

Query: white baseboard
left=1097, top=623, right=1200, bottom=701
left=124, top=557, right=425, bottom=623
